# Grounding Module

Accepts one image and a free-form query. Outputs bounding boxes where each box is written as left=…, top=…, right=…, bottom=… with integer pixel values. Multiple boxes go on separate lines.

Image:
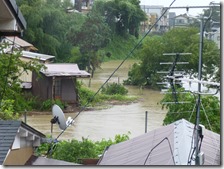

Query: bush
left=0, top=100, right=18, bottom=120
left=101, top=83, right=128, bottom=95
left=35, top=133, right=130, bottom=164
left=40, top=99, right=66, bottom=111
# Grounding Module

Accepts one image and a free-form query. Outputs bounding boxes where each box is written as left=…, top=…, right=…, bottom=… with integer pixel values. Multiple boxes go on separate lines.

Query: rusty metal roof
left=41, top=63, right=90, bottom=77
left=98, top=119, right=220, bottom=165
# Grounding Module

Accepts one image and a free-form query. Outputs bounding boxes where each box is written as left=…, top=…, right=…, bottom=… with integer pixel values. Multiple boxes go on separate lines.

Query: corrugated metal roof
left=41, top=63, right=91, bottom=77
left=22, top=51, right=55, bottom=61
left=98, top=119, right=220, bottom=165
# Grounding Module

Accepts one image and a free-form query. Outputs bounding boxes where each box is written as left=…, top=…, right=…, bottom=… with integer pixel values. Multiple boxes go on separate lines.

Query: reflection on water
left=26, top=60, right=167, bottom=141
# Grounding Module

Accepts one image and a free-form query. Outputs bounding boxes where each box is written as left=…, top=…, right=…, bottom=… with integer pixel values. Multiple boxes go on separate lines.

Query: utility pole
left=195, top=17, right=203, bottom=166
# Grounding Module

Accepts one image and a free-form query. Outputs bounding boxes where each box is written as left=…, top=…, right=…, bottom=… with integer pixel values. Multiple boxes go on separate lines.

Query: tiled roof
left=98, top=119, right=220, bottom=165
left=0, top=120, right=21, bottom=165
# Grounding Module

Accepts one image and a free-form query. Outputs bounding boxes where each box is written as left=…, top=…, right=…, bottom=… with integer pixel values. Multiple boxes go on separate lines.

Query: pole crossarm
left=166, top=75, right=220, bottom=86
left=163, top=5, right=220, bottom=9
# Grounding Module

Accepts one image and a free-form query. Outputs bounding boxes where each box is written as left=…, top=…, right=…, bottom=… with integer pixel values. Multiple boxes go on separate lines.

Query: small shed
left=32, top=63, right=90, bottom=104
left=19, top=51, right=55, bottom=90
left=0, top=120, right=45, bottom=165
left=98, top=119, right=220, bottom=165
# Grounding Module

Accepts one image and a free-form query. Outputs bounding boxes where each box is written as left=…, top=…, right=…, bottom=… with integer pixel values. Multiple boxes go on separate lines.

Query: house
left=0, top=0, right=26, bottom=36
left=173, top=14, right=194, bottom=28
left=140, top=5, right=169, bottom=33
left=97, top=119, right=220, bottom=165
left=0, top=36, right=55, bottom=90
left=168, top=12, right=176, bottom=29
left=0, top=120, right=79, bottom=165
left=18, top=51, right=55, bottom=90
left=32, top=63, right=90, bottom=104
left=0, top=120, right=45, bottom=165
left=205, top=21, right=220, bottom=49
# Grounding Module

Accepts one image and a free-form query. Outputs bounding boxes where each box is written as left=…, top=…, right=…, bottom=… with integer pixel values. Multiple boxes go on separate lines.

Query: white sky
left=140, top=0, right=221, bottom=16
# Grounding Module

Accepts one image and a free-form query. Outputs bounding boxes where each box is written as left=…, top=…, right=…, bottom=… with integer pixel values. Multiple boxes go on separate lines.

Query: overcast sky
left=140, top=0, right=221, bottom=16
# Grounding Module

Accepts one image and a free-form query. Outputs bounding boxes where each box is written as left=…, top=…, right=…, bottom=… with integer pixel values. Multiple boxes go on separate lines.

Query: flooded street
left=26, top=60, right=167, bottom=141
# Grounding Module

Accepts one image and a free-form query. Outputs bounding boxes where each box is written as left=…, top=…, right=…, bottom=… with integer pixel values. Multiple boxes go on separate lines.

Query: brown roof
left=41, top=63, right=91, bottom=77
left=5, top=36, right=38, bottom=51
left=98, top=119, right=220, bottom=165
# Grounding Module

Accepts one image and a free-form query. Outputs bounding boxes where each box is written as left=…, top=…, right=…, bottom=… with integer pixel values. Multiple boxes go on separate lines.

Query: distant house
left=205, top=22, right=220, bottom=49
left=168, top=12, right=176, bottom=29
left=98, top=119, right=220, bottom=165
left=173, top=14, right=194, bottom=28
left=32, top=63, right=90, bottom=104
left=140, top=5, right=169, bottom=33
left=0, top=0, right=26, bottom=36
left=0, top=120, right=45, bottom=165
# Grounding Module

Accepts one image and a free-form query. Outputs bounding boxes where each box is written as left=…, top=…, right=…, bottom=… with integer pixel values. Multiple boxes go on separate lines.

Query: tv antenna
left=158, top=52, right=191, bottom=104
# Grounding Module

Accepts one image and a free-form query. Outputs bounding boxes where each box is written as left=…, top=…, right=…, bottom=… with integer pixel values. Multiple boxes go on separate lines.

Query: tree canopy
left=161, top=88, right=220, bottom=134
left=0, top=44, right=43, bottom=119
left=93, top=0, right=147, bottom=38
left=124, top=27, right=220, bottom=88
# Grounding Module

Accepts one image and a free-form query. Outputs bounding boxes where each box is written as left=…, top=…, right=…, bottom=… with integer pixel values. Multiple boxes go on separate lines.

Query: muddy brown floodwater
left=26, top=60, right=167, bottom=141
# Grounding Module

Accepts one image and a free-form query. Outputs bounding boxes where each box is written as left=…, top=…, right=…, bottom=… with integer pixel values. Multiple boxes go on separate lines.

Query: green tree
left=18, top=0, right=85, bottom=62
left=0, top=44, right=43, bottom=119
left=67, top=11, right=111, bottom=76
left=125, top=27, right=220, bottom=88
left=35, top=133, right=130, bottom=164
left=161, top=88, right=220, bottom=134
left=93, top=0, right=147, bottom=38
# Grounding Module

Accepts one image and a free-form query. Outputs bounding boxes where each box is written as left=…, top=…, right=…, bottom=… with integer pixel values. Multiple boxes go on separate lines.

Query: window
left=54, top=78, right=61, bottom=99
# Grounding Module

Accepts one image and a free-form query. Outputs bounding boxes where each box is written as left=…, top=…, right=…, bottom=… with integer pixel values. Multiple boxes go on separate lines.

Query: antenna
left=158, top=52, right=191, bottom=103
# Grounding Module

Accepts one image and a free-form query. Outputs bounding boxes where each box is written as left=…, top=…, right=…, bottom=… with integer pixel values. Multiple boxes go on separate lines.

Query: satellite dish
left=51, top=104, right=67, bottom=130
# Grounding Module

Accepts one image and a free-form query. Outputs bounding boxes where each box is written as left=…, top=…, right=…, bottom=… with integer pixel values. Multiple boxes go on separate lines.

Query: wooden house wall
left=32, top=72, right=52, bottom=101
left=32, top=72, right=78, bottom=103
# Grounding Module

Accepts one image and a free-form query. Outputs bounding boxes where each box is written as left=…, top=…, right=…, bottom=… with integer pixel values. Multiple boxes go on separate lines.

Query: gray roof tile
left=0, top=120, right=21, bottom=165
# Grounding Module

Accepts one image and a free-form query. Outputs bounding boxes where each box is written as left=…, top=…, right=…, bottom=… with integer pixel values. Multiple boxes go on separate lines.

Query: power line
left=53, top=0, right=177, bottom=142
left=144, top=137, right=175, bottom=165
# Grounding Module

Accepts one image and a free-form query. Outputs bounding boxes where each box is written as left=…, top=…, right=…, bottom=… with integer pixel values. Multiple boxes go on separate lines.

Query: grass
left=78, top=84, right=138, bottom=109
